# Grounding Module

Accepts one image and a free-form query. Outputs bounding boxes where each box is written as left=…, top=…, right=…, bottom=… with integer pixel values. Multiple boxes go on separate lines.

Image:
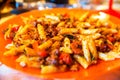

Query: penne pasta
left=82, top=38, right=91, bottom=63
left=99, top=51, right=120, bottom=61
left=17, top=24, right=30, bottom=35
left=51, top=41, right=60, bottom=49
left=60, top=37, right=72, bottom=53
left=16, top=55, right=28, bottom=62
left=101, top=28, right=117, bottom=34
left=79, top=28, right=99, bottom=34
left=64, top=37, right=71, bottom=47
left=59, top=28, right=78, bottom=34
left=52, top=35, right=63, bottom=41
left=27, top=60, right=41, bottom=68
left=60, top=47, right=72, bottom=54
left=79, top=12, right=89, bottom=22
left=41, top=65, right=58, bottom=74
left=57, top=21, right=65, bottom=27
left=25, top=47, right=38, bottom=56
left=38, top=40, right=53, bottom=50
left=37, top=24, right=46, bottom=40
left=45, top=15, right=60, bottom=21
left=88, top=37, right=98, bottom=60
left=74, top=55, right=89, bottom=69
left=4, top=48, right=17, bottom=56
left=90, top=33, right=101, bottom=39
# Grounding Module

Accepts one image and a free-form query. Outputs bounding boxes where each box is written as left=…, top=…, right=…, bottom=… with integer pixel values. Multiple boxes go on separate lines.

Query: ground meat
left=45, top=49, right=59, bottom=65
left=114, top=33, right=120, bottom=42
left=45, top=57, right=58, bottom=65
left=70, top=40, right=83, bottom=55
left=46, top=26, right=58, bottom=37
left=97, top=43, right=113, bottom=53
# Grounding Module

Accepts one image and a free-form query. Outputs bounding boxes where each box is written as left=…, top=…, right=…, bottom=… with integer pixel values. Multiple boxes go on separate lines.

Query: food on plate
left=3, top=11, right=120, bottom=73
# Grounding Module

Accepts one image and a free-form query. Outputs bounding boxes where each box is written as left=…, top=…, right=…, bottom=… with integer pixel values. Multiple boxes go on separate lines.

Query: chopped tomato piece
left=59, top=52, right=72, bottom=65
left=12, top=26, right=19, bottom=32
left=63, top=13, right=69, bottom=18
left=107, top=36, right=115, bottom=43
left=107, top=44, right=114, bottom=50
left=38, top=50, right=47, bottom=58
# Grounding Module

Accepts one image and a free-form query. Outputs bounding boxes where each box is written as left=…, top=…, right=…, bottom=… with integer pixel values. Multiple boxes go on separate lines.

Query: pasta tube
left=38, top=40, right=53, bottom=50
left=99, top=51, right=120, bottom=61
left=82, top=38, right=91, bottom=63
left=41, top=65, right=58, bottom=74
left=4, top=48, right=17, bottom=56
left=88, top=37, right=98, bottom=60
left=25, top=47, right=38, bottom=56
left=37, top=24, right=46, bottom=40
left=79, top=28, right=99, bottom=34
left=79, top=12, right=89, bottom=22
left=74, top=55, right=89, bottom=69
left=60, top=37, right=72, bottom=54
left=59, top=28, right=78, bottom=34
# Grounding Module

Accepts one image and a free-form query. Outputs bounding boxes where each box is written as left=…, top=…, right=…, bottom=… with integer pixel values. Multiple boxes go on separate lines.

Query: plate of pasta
left=0, top=8, right=120, bottom=80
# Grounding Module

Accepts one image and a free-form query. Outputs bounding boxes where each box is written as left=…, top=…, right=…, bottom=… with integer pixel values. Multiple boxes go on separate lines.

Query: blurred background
left=0, top=0, right=120, bottom=23
left=0, top=0, right=120, bottom=13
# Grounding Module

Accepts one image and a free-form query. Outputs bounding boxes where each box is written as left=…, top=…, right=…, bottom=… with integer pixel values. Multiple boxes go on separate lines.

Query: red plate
left=0, top=8, right=120, bottom=80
